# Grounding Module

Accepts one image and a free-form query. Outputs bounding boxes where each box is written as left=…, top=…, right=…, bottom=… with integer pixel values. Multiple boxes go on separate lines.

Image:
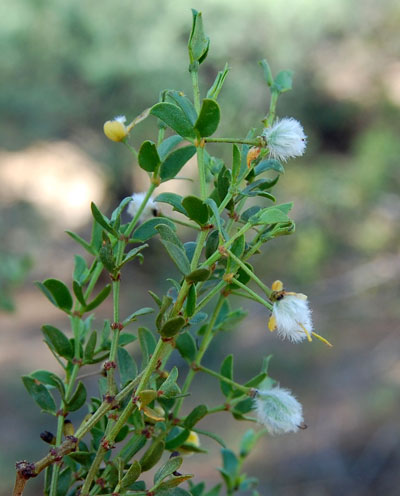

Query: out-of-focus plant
left=0, top=253, right=32, bottom=312
left=14, top=10, right=331, bottom=496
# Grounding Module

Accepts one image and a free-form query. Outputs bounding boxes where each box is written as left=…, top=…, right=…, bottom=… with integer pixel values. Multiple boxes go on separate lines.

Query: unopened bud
left=63, top=419, right=75, bottom=437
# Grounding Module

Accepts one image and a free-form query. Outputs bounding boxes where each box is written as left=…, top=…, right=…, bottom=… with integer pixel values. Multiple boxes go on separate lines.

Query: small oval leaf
left=160, top=146, right=197, bottom=183
left=194, top=99, right=220, bottom=137
left=67, top=381, right=87, bottom=412
left=151, top=103, right=196, bottom=138
left=160, top=316, right=186, bottom=338
left=138, top=140, right=161, bottom=172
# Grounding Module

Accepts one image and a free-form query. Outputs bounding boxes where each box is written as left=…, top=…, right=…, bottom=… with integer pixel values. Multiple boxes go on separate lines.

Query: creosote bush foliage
left=14, top=10, right=332, bottom=496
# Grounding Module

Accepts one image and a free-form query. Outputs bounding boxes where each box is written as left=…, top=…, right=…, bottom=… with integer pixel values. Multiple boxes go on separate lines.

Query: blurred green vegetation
left=1, top=1, right=400, bottom=494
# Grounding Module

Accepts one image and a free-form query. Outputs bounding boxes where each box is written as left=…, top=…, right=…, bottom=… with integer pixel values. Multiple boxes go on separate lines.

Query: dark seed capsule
left=40, top=431, right=56, bottom=445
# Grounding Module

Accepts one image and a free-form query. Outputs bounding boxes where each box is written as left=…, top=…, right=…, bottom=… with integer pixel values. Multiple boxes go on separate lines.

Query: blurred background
left=1, top=0, right=400, bottom=494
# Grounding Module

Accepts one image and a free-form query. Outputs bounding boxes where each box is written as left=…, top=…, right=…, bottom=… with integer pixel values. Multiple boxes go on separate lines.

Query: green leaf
left=159, top=366, right=179, bottom=397
left=207, top=63, right=229, bottom=100
left=151, top=103, right=196, bottom=138
left=111, top=197, right=132, bottom=228
left=157, top=475, right=194, bottom=491
left=184, top=242, right=197, bottom=262
left=249, top=205, right=291, bottom=225
left=84, top=284, right=111, bottom=312
left=191, top=483, right=205, bottom=496
left=168, top=90, right=198, bottom=125
left=31, top=370, right=65, bottom=397
left=91, top=219, right=103, bottom=253
left=67, top=451, right=94, bottom=466
left=216, top=308, right=248, bottom=331
left=138, top=327, right=157, bottom=367
left=184, top=405, right=208, bottom=429
left=241, top=206, right=261, bottom=222
left=159, top=488, right=192, bottom=496
left=138, top=140, right=161, bottom=172
left=99, top=237, right=115, bottom=273
left=65, top=231, right=96, bottom=255
left=119, top=244, right=148, bottom=269
left=84, top=331, right=97, bottom=362
left=205, top=230, right=219, bottom=259
left=122, top=307, right=154, bottom=326
left=204, top=484, right=222, bottom=496
left=188, top=9, right=210, bottom=64
left=154, top=456, right=183, bottom=485
left=158, top=135, right=184, bottom=161
left=36, top=279, right=73, bottom=312
left=221, top=448, right=239, bottom=476
left=185, top=284, right=196, bottom=318
left=140, top=440, right=165, bottom=472
left=131, top=218, right=176, bottom=242
left=148, top=290, right=162, bottom=307
left=160, top=145, right=197, bottom=182
left=205, top=198, right=225, bottom=239
left=67, top=382, right=86, bottom=412
left=232, top=398, right=253, bottom=415
left=22, top=375, right=56, bottom=414
left=175, top=332, right=197, bottom=362
left=232, top=144, right=241, bottom=182
left=262, top=354, right=273, bottom=374
left=120, top=460, right=141, bottom=488
left=165, top=428, right=190, bottom=450
left=159, top=240, right=191, bottom=275
left=244, top=372, right=267, bottom=388
left=117, top=347, right=138, bottom=387
left=56, top=467, right=72, bottom=496
left=72, top=281, right=86, bottom=307
left=160, top=316, right=186, bottom=338
left=185, top=268, right=211, bottom=283
left=154, top=192, right=187, bottom=215
left=42, top=325, right=73, bottom=360
left=190, top=312, right=208, bottom=325
left=156, top=223, right=184, bottom=248
left=192, top=428, right=226, bottom=448
left=119, top=434, right=147, bottom=462
left=182, top=195, right=209, bottom=226
left=220, top=355, right=234, bottom=397
left=194, top=99, right=220, bottom=137
left=272, top=70, right=293, bottom=93
left=240, top=429, right=257, bottom=458
left=217, top=167, right=231, bottom=205
left=90, top=202, right=117, bottom=236
left=230, top=235, right=245, bottom=258
left=259, top=59, right=274, bottom=87
left=254, top=159, right=285, bottom=175
left=156, top=295, right=173, bottom=329
left=118, top=333, right=137, bottom=346
left=231, top=262, right=253, bottom=287
left=73, top=255, right=89, bottom=285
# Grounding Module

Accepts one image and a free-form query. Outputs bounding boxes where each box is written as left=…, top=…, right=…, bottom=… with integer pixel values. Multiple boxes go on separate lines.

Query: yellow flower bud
left=63, top=419, right=75, bottom=437
left=271, top=280, right=283, bottom=291
left=103, top=115, right=129, bottom=142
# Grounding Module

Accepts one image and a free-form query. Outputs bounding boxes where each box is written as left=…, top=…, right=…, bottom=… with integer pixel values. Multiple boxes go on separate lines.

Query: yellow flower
left=103, top=115, right=129, bottom=142
left=178, top=431, right=202, bottom=456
